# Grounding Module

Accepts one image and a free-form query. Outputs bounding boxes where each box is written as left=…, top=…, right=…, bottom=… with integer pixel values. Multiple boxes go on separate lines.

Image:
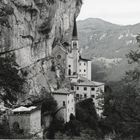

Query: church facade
left=52, top=18, right=91, bottom=81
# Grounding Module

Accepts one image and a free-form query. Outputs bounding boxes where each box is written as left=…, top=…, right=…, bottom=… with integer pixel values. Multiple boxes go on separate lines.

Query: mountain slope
left=78, top=18, right=139, bottom=81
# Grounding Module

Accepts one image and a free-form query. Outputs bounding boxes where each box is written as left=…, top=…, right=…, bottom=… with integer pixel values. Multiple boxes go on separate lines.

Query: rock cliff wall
left=0, top=0, right=81, bottom=102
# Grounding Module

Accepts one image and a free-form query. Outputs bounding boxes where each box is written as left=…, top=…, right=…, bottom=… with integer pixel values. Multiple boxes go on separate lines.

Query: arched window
left=68, top=69, right=71, bottom=76
left=57, top=55, right=61, bottom=59
left=73, top=42, right=77, bottom=47
left=73, top=41, right=78, bottom=49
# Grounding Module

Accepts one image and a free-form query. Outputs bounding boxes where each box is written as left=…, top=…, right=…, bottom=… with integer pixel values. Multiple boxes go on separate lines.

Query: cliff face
left=0, top=0, right=81, bottom=101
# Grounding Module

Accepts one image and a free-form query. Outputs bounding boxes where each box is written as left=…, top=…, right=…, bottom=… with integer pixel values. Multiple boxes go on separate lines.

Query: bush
left=0, top=54, right=25, bottom=106
left=76, top=0, right=83, bottom=6
left=41, top=92, right=57, bottom=115
left=76, top=98, right=98, bottom=128
left=75, top=98, right=103, bottom=138
left=38, top=20, right=52, bottom=35
left=44, top=117, right=64, bottom=139
left=65, top=114, right=81, bottom=136
left=0, top=121, right=10, bottom=138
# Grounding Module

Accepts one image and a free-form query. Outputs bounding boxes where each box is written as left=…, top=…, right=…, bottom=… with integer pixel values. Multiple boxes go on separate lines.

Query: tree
left=65, top=114, right=81, bottom=137
left=76, top=98, right=99, bottom=131
left=0, top=54, right=25, bottom=106
left=41, top=91, right=57, bottom=115
left=41, top=89, right=65, bottom=139
left=101, top=35, right=140, bottom=139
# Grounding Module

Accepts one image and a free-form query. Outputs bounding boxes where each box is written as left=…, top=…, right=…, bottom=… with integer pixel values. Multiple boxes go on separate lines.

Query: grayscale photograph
left=0, top=0, right=140, bottom=139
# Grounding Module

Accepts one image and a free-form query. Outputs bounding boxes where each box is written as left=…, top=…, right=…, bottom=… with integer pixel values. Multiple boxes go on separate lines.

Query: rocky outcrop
left=0, top=0, right=82, bottom=102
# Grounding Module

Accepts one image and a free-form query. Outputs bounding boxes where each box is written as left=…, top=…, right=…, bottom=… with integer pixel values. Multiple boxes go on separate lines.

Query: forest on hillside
left=90, top=34, right=140, bottom=140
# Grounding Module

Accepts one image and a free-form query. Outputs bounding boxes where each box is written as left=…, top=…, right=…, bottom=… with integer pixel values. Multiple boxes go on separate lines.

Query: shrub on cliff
left=76, top=0, right=83, bottom=6
left=0, top=54, right=25, bottom=106
left=41, top=91, right=57, bottom=115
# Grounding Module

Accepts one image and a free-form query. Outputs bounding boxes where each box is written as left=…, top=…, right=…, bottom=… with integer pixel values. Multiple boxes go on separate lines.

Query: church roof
left=79, top=55, right=91, bottom=61
left=72, top=17, right=78, bottom=40
left=12, top=106, right=39, bottom=114
left=53, top=43, right=68, bottom=53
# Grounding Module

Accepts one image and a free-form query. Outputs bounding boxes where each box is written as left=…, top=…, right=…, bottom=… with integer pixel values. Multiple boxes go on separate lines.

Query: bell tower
left=72, top=17, right=79, bottom=50
left=71, top=17, right=79, bottom=75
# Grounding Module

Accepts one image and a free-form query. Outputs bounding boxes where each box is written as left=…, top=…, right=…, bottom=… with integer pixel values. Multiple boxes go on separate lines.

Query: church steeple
left=72, top=17, right=78, bottom=40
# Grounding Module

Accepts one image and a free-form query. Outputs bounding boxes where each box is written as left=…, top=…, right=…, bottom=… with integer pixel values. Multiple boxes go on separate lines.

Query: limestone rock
left=0, top=0, right=82, bottom=104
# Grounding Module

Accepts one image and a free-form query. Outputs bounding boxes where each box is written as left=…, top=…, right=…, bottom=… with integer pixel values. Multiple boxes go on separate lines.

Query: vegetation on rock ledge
left=0, top=54, right=25, bottom=107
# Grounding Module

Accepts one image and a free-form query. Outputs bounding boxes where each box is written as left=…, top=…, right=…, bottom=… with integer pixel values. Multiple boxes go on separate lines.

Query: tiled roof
left=57, top=44, right=67, bottom=53
left=79, top=55, right=91, bottom=61
left=76, top=81, right=104, bottom=87
left=92, top=81, right=104, bottom=86
left=78, top=76, right=89, bottom=81
left=76, top=81, right=94, bottom=86
left=12, top=106, right=37, bottom=113
left=52, top=88, right=74, bottom=95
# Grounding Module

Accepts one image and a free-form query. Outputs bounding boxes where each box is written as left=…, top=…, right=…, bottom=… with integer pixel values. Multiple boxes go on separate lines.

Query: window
left=73, top=42, right=77, bottom=47
left=80, top=95, right=82, bottom=99
left=76, top=94, right=79, bottom=97
left=68, top=100, right=69, bottom=104
left=97, top=88, right=100, bottom=92
left=63, top=101, right=66, bottom=107
left=57, top=55, right=61, bottom=59
left=73, top=72, right=76, bottom=75
left=79, top=69, right=81, bottom=72
left=71, top=86, right=74, bottom=90
left=80, top=63, right=81, bottom=65
left=84, top=94, right=87, bottom=98
left=84, top=63, right=86, bottom=65
left=77, top=87, right=79, bottom=90
left=84, top=69, right=86, bottom=72
left=91, top=87, right=95, bottom=91
left=84, top=87, right=87, bottom=91
left=68, top=69, right=71, bottom=76
left=69, top=65, right=71, bottom=67
left=91, top=95, right=95, bottom=98
left=72, top=107, right=73, bottom=110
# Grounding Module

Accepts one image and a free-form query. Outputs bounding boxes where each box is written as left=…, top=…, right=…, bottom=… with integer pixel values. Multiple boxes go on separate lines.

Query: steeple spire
left=72, top=17, right=78, bottom=40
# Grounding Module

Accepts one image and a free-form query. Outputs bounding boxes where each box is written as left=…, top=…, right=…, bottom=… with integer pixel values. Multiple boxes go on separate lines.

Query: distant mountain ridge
left=78, top=18, right=140, bottom=58
left=77, top=18, right=139, bottom=81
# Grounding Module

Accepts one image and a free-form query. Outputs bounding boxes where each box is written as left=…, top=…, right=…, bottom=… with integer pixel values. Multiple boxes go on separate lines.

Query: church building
left=52, top=18, right=80, bottom=80
left=52, top=17, right=105, bottom=117
left=66, top=18, right=79, bottom=77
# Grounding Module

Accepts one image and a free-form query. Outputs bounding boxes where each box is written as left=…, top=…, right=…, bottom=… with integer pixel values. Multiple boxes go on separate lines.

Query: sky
left=78, top=0, right=140, bottom=25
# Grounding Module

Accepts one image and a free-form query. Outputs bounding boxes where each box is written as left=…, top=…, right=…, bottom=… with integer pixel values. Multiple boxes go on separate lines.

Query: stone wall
left=9, top=113, right=30, bottom=133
